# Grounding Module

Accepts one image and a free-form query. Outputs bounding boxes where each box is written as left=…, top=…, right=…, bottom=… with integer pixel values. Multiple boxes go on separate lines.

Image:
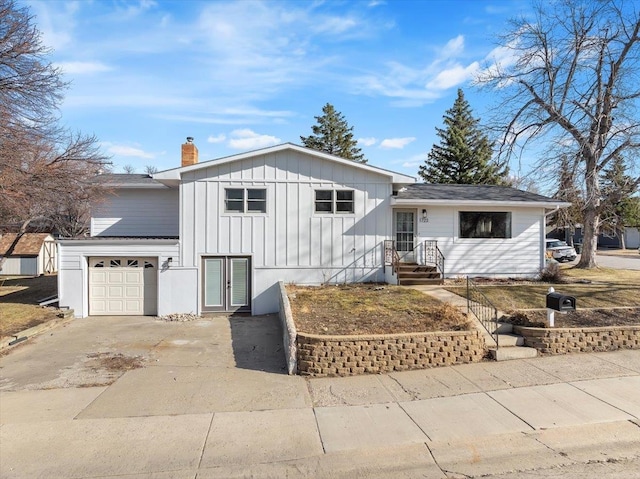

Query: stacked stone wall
left=513, top=325, right=640, bottom=355
left=297, top=330, right=484, bottom=377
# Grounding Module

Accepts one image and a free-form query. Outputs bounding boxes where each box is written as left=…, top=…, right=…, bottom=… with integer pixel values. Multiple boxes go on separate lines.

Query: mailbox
left=546, top=292, right=576, bottom=312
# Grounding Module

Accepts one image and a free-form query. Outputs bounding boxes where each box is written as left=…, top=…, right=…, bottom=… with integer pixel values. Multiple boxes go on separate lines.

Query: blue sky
left=27, top=0, right=532, bottom=178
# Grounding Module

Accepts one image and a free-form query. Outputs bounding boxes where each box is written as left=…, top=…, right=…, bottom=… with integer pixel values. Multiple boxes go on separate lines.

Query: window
left=224, top=188, right=267, bottom=213
left=459, top=212, right=511, bottom=239
left=315, top=190, right=333, bottom=213
left=315, top=189, right=354, bottom=214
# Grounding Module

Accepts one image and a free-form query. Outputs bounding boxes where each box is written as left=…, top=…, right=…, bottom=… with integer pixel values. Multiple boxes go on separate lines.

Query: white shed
left=0, top=233, right=57, bottom=276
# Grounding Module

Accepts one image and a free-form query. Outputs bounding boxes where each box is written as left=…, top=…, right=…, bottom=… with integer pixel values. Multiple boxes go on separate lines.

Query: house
left=57, top=141, right=569, bottom=318
left=0, top=233, right=57, bottom=276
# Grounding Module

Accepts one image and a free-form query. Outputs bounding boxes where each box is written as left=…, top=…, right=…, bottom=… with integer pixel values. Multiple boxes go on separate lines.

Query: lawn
left=0, top=275, right=59, bottom=338
left=287, top=284, right=470, bottom=335
left=445, top=266, right=640, bottom=327
left=447, top=267, right=640, bottom=310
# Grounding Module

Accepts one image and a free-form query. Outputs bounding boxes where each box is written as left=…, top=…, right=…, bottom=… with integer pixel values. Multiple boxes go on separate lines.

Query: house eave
left=57, top=237, right=180, bottom=246
left=391, top=198, right=572, bottom=209
left=152, top=143, right=416, bottom=184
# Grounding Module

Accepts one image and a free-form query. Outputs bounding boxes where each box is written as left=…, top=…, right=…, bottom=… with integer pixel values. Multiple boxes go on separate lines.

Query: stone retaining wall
left=513, top=325, right=640, bottom=355
left=297, top=330, right=485, bottom=377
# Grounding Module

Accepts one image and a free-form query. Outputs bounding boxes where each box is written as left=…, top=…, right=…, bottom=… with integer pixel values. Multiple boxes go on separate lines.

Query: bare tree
left=479, top=0, right=640, bottom=268
left=0, top=0, right=110, bottom=268
left=144, top=164, right=158, bottom=175
left=122, top=164, right=136, bottom=174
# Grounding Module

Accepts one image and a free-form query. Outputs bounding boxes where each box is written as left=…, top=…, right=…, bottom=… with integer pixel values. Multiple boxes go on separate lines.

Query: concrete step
left=495, top=333, right=524, bottom=347
left=397, top=266, right=438, bottom=273
left=489, top=346, right=538, bottom=361
left=493, top=322, right=513, bottom=334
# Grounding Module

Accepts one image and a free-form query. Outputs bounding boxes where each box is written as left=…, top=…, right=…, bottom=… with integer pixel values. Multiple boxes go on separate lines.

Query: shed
left=0, top=233, right=57, bottom=276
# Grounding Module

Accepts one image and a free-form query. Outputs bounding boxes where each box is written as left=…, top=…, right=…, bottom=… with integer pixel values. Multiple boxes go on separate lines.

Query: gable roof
left=153, top=143, right=416, bottom=185
left=393, top=184, right=570, bottom=208
left=0, top=233, right=52, bottom=256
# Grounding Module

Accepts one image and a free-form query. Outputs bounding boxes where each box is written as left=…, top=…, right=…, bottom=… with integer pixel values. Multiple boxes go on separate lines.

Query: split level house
left=57, top=141, right=569, bottom=318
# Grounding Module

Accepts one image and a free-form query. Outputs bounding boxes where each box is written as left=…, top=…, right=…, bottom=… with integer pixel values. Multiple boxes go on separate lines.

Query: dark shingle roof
left=396, top=184, right=559, bottom=203
left=93, top=174, right=160, bottom=185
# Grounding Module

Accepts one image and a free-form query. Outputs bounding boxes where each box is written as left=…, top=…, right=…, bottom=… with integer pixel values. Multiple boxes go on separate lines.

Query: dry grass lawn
left=446, top=266, right=640, bottom=327
left=0, top=275, right=59, bottom=338
left=287, top=284, right=470, bottom=335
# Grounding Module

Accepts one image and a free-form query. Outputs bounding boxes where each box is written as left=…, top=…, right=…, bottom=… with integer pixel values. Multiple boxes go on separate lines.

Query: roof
left=393, top=184, right=571, bottom=208
left=0, top=233, right=52, bottom=256
left=94, top=174, right=166, bottom=188
left=153, top=143, right=416, bottom=185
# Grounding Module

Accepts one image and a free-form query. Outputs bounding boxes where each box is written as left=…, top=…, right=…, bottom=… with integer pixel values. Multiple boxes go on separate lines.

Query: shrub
left=539, top=262, right=566, bottom=283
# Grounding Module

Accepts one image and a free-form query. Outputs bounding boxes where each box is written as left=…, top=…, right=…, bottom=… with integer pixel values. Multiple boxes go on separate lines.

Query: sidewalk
left=1, top=316, right=639, bottom=478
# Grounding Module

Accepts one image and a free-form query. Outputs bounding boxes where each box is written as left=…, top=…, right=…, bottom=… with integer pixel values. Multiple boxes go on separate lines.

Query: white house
left=57, top=141, right=569, bottom=318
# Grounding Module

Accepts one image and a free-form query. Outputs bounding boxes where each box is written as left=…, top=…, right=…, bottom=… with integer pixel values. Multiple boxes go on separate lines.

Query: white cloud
left=353, top=35, right=480, bottom=106
left=102, top=142, right=155, bottom=159
left=207, top=134, right=226, bottom=143
left=441, top=35, right=465, bottom=58
left=380, top=137, right=416, bottom=149
left=228, top=129, right=281, bottom=150
left=358, top=137, right=377, bottom=146
left=56, top=61, right=112, bottom=75
left=426, top=62, right=480, bottom=90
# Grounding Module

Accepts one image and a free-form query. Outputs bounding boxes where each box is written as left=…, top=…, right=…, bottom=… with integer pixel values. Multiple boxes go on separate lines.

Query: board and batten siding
left=179, top=149, right=393, bottom=314
left=91, top=189, right=179, bottom=237
left=416, top=205, right=545, bottom=277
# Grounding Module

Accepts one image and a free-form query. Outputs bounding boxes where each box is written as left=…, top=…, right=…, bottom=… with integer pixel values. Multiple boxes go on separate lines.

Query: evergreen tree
left=418, top=89, right=507, bottom=184
left=601, top=156, right=638, bottom=248
left=300, top=103, right=366, bottom=163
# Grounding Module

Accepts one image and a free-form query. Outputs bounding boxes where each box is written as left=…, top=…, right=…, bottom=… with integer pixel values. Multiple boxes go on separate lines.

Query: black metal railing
left=466, top=276, right=499, bottom=348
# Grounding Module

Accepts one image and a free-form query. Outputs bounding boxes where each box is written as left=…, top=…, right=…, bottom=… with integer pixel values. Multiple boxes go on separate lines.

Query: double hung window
left=225, top=188, right=267, bottom=213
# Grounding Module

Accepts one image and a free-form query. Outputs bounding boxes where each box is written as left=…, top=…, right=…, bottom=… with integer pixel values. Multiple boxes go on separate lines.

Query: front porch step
left=399, top=277, right=444, bottom=286
left=397, top=262, right=442, bottom=286
left=489, top=346, right=538, bottom=361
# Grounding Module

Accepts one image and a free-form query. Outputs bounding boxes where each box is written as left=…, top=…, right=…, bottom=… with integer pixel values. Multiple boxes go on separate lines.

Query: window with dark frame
left=315, top=189, right=354, bottom=214
left=224, top=188, right=267, bottom=213
left=459, top=212, right=512, bottom=239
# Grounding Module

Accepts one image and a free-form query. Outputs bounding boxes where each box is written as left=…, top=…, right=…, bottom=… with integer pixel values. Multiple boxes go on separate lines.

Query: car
left=545, top=239, right=578, bottom=262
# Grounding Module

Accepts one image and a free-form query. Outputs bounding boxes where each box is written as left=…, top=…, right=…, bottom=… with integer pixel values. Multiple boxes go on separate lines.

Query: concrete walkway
left=1, top=315, right=639, bottom=478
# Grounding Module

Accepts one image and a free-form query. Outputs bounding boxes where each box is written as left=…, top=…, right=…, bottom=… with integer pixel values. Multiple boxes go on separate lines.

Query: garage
left=89, top=257, right=158, bottom=315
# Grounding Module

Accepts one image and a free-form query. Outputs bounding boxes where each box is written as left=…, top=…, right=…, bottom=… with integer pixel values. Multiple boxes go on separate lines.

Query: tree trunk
left=576, top=153, right=600, bottom=268
left=617, top=227, right=626, bottom=250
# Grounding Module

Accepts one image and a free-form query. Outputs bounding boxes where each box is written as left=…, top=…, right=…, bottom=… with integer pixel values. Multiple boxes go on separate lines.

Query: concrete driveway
left=1, top=315, right=640, bottom=478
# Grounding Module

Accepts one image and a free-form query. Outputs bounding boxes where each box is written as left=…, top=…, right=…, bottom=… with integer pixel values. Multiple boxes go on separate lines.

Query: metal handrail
left=466, top=276, right=499, bottom=348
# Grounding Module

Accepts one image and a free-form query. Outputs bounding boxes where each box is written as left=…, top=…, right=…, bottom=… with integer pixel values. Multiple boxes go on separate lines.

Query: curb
left=0, top=314, right=75, bottom=350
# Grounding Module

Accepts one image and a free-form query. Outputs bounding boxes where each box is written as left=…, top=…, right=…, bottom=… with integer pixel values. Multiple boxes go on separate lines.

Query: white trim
left=392, top=198, right=571, bottom=208
left=153, top=143, right=416, bottom=184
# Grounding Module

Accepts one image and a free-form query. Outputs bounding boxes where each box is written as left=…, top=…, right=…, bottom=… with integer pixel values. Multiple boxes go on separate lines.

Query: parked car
left=545, top=239, right=578, bottom=262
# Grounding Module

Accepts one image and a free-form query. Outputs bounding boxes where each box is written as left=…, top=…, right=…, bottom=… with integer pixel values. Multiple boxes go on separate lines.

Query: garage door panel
left=125, top=286, right=142, bottom=298
left=89, top=257, right=157, bottom=316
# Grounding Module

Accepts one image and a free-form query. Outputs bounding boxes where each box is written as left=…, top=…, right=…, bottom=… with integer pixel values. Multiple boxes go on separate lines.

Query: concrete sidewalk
left=1, top=316, right=639, bottom=478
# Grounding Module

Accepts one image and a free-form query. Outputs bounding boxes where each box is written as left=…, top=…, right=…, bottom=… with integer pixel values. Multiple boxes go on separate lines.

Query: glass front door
left=203, top=256, right=250, bottom=312
left=394, top=210, right=415, bottom=262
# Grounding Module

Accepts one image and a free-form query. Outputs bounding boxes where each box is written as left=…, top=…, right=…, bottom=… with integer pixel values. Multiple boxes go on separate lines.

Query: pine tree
left=300, top=103, right=366, bottom=163
left=418, top=89, right=507, bottom=184
left=600, top=156, right=638, bottom=249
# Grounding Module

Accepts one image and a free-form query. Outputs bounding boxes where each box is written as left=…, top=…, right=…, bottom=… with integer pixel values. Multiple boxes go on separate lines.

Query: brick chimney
left=181, top=137, right=198, bottom=167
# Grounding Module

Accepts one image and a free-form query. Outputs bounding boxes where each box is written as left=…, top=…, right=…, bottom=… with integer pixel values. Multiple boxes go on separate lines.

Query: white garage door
left=89, top=257, right=158, bottom=315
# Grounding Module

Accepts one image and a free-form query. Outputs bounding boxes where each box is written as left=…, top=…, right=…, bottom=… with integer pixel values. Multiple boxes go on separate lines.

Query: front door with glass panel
left=202, top=257, right=250, bottom=313
left=394, top=210, right=415, bottom=263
